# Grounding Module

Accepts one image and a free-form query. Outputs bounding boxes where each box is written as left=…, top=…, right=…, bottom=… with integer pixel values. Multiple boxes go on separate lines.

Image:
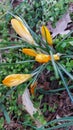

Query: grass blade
left=0, top=60, right=35, bottom=66
left=50, top=51, right=59, bottom=79
left=57, top=63, right=73, bottom=80
left=38, top=85, right=73, bottom=94
left=37, top=116, right=73, bottom=130
left=62, top=55, right=73, bottom=58
left=57, top=66, right=73, bottom=102
left=56, top=30, right=73, bottom=47
left=45, top=122, right=73, bottom=130
left=0, top=103, right=10, bottom=123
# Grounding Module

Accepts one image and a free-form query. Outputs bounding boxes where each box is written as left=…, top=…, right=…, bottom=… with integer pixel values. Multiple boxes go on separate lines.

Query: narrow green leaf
left=46, top=116, right=73, bottom=126
left=56, top=30, right=73, bottom=47
left=32, top=63, right=46, bottom=83
left=38, top=116, right=73, bottom=130
left=0, top=60, right=35, bottom=66
left=69, top=42, right=73, bottom=46
left=57, top=63, right=73, bottom=80
left=0, top=45, right=26, bottom=50
left=57, top=66, right=73, bottom=102
left=38, top=85, right=73, bottom=94
left=0, top=103, right=10, bottom=123
left=45, top=122, right=73, bottom=130
left=62, top=55, right=73, bottom=58
left=50, top=51, right=59, bottom=79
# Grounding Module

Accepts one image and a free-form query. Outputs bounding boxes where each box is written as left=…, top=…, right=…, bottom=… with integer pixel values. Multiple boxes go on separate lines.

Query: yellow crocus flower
left=22, top=48, right=37, bottom=57
left=11, top=17, right=35, bottom=44
left=35, top=53, right=60, bottom=63
left=35, top=53, right=51, bottom=63
left=41, top=25, right=53, bottom=46
left=2, top=74, right=32, bottom=87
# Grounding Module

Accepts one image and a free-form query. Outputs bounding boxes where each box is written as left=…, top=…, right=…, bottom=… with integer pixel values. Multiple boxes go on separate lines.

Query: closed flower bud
left=41, top=25, right=53, bottom=45
left=2, top=74, right=32, bottom=87
left=11, top=17, right=35, bottom=44
left=22, top=48, right=37, bottom=57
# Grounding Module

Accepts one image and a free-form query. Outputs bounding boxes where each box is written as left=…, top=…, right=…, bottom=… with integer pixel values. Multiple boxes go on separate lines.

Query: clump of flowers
left=2, top=15, right=73, bottom=102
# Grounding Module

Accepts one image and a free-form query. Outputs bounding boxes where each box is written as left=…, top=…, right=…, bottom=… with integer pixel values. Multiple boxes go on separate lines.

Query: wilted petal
left=11, top=17, right=35, bottom=44
left=2, top=74, right=32, bottom=87
left=22, top=48, right=37, bottom=57
left=30, top=81, right=37, bottom=95
left=41, top=25, right=53, bottom=45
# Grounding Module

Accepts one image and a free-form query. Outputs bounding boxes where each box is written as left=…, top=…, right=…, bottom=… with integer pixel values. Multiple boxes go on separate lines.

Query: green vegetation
left=0, top=0, right=73, bottom=129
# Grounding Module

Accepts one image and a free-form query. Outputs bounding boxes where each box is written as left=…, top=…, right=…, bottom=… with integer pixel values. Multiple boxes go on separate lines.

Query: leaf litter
left=47, top=3, right=73, bottom=37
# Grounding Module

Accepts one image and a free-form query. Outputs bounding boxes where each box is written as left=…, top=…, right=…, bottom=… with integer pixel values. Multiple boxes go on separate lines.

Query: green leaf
left=57, top=63, right=73, bottom=80
left=57, top=66, right=73, bottom=102
left=38, top=85, right=73, bottom=94
left=0, top=60, right=35, bottom=66
left=69, top=41, right=73, bottom=46
left=45, top=122, right=73, bottom=130
left=38, top=117, right=73, bottom=130
left=50, top=51, right=59, bottom=79
left=62, top=55, right=73, bottom=58
left=0, top=103, right=10, bottom=123
left=56, top=30, right=73, bottom=47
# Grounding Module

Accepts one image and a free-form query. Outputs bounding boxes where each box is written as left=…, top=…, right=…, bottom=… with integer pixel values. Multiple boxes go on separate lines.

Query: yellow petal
left=50, top=54, right=60, bottom=61
left=30, top=81, right=37, bottom=95
left=22, top=48, right=37, bottom=57
left=35, top=53, right=51, bottom=63
left=2, top=74, right=32, bottom=87
left=35, top=53, right=60, bottom=63
left=53, top=54, right=60, bottom=60
left=41, top=25, right=53, bottom=45
left=11, top=18, right=35, bottom=44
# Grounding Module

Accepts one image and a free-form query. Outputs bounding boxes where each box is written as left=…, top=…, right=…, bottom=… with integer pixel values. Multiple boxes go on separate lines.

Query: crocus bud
left=11, top=17, right=35, bottom=44
left=2, top=74, right=32, bottom=87
left=22, top=48, right=37, bottom=57
left=41, top=25, right=53, bottom=45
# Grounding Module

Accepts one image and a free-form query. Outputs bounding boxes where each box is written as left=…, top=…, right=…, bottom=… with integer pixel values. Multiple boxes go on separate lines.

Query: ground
left=0, top=0, right=73, bottom=130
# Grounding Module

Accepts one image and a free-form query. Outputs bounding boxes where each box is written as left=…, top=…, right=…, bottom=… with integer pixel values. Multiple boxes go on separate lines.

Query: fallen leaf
left=22, top=88, right=37, bottom=117
left=47, top=12, right=72, bottom=38
left=22, top=88, right=43, bottom=128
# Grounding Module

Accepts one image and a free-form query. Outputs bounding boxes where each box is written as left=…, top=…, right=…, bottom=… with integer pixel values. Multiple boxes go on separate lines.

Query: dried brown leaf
left=47, top=12, right=72, bottom=38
